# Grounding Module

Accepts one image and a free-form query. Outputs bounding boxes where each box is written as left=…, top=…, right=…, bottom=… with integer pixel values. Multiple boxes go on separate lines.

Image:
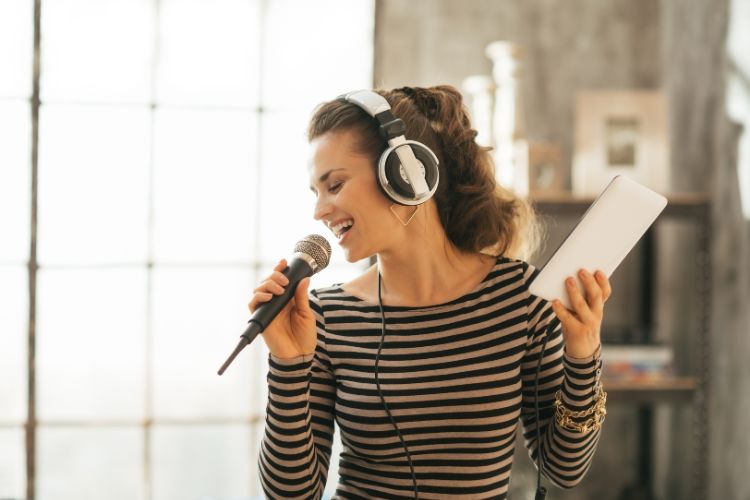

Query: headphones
left=338, top=90, right=440, bottom=206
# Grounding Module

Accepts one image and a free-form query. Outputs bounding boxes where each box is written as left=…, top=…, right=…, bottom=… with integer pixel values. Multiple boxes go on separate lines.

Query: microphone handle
left=218, top=256, right=314, bottom=375
left=240, top=320, right=263, bottom=344
left=245, top=256, right=315, bottom=337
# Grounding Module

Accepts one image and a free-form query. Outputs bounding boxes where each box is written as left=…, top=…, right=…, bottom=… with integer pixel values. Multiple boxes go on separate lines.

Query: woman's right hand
left=248, top=259, right=317, bottom=359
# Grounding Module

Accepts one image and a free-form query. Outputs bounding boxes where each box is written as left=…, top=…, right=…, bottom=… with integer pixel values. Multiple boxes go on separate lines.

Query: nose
left=313, top=194, right=333, bottom=221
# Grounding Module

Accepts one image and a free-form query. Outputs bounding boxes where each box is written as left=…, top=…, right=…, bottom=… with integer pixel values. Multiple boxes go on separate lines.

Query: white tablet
left=529, top=175, right=667, bottom=309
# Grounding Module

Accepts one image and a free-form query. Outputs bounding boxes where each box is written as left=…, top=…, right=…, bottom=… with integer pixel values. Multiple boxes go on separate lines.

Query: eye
left=329, top=181, right=343, bottom=193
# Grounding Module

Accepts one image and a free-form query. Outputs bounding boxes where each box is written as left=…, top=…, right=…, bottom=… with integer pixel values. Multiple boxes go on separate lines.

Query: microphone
left=217, top=234, right=332, bottom=375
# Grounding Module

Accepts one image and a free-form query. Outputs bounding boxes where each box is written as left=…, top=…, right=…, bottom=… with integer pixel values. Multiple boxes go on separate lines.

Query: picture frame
left=572, top=90, right=670, bottom=195
left=528, top=142, right=566, bottom=196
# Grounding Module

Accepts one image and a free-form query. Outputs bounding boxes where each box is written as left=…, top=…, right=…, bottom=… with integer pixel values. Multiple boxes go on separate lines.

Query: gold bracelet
left=553, top=385, right=607, bottom=433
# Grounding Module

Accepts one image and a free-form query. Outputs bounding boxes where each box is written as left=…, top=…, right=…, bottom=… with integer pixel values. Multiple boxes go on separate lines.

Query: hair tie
left=396, top=86, right=418, bottom=99
left=398, top=86, right=439, bottom=120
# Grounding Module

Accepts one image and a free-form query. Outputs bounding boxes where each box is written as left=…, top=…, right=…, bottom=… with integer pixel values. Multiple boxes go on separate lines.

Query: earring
left=390, top=204, right=420, bottom=226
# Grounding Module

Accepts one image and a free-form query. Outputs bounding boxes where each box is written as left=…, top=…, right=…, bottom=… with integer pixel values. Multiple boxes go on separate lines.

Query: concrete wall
left=374, top=0, right=660, bottom=182
left=374, top=1, right=749, bottom=498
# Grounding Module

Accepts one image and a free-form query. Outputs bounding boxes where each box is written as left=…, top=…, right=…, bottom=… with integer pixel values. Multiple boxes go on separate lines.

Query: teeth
left=330, top=219, right=354, bottom=238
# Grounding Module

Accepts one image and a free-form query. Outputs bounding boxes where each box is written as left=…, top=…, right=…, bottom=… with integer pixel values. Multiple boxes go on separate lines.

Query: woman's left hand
left=551, top=269, right=612, bottom=359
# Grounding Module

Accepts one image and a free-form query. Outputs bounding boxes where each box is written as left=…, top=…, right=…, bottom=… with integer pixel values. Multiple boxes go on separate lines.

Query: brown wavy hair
left=307, top=85, right=541, bottom=259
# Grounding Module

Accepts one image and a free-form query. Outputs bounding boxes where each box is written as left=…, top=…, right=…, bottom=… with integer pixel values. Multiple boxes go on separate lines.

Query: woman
left=251, top=85, right=610, bottom=499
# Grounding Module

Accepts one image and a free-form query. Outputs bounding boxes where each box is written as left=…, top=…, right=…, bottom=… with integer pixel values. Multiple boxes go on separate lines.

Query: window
left=0, top=1, right=374, bottom=498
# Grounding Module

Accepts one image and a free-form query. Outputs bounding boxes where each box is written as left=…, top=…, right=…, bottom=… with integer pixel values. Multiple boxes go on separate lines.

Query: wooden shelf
left=604, top=376, right=697, bottom=404
left=529, top=193, right=710, bottom=218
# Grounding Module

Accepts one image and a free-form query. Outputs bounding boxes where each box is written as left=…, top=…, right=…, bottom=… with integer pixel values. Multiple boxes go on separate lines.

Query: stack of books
left=601, top=344, right=674, bottom=381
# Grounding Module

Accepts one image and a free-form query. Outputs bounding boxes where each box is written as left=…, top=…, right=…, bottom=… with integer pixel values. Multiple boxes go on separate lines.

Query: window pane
left=248, top=421, right=265, bottom=496
left=0, top=266, right=27, bottom=423
left=152, top=424, right=251, bottom=500
left=41, top=0, right=153, bottom=103
left=152, top=109, right=257, bottom=263
left=0, top=0, right=33, bottom=98
left=257, top=110, right=322, bottom=263
left=156, top=0, right=260, bottom=107
left=0, top=428, right=24, bottom=499
left=37, top=105, right=151, bottom=266
left=37, top=268, right=147, bottom=421
left=257, top=111, right=369, bottom=283
left=0, top=101, right=31, bottom=263
left=311, top=264, right=365, bottom=292
left=38, top=427, right=144, bottom=500
left=324, top=431, right=344, bottom=499
left=152, top=266, right=266, bottom=419
left=262, top=0, right=374, bottom=110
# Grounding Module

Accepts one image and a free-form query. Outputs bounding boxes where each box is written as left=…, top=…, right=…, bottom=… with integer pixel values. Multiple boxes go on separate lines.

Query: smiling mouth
left=331, top=219, right=354, bottom=239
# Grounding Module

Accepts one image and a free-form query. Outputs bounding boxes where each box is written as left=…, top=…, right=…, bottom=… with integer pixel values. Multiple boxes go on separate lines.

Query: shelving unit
left=605, top=377, right=696, bottom=403
left=530, top=194, right=711, bottom=500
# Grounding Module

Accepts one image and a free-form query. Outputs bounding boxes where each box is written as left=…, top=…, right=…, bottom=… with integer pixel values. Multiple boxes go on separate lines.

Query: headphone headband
left=338, top=89, right=439, bottom=206
left=338, top=90, right=405, bottom=141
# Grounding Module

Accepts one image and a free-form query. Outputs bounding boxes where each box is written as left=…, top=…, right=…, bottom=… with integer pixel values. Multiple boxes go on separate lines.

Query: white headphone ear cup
left=379, top=143, right=439, bottom=205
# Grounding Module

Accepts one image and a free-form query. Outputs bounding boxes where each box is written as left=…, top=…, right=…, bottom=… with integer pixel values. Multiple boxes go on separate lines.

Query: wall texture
left=661, top=1, right=750, bottom=499
left=374, top=0, right=660, bottom=182
left=374, top=0, right=749, bottom=498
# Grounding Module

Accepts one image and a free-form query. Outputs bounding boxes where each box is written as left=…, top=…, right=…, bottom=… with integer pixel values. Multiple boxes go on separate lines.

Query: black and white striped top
left=260, top=257, right=602, bottom=499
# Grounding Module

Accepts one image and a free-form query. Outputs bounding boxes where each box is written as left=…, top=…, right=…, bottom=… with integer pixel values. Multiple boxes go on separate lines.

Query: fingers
left=248, top=292, right=273, bottom=313
left=555, top=271, right=610, bottom=358
left=294, top=277, right=312, bottom=315
left=261, top=260, right=290, bottom=289
left=551, top=299, right=578, bottom=327
left=248, top=259, right=291, bottom=313
left=565, top=275, right=596, bottom=324
left=577, top=269, right=603, bottom=314
left=254, top=279, right=285, bottom=295
left=594, top=270, right=612, bottom=303
left=270, top=259, right=290, bottom=287
left=274, top=258, right=288, bottom=273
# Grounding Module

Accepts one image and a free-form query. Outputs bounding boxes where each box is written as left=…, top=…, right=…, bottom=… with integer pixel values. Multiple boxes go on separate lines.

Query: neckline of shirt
left=330, top=256, right=513, bottom=311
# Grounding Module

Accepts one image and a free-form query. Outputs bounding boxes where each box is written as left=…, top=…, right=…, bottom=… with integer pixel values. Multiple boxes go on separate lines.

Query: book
left=601, top=344, right=674, bottom=381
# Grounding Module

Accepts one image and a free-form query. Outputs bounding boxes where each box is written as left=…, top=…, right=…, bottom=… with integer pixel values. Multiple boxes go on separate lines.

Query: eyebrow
left=309, top=168, right=346, bottom=191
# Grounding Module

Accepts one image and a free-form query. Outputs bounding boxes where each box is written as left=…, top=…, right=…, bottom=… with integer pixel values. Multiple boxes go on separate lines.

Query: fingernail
left=567, top=277, right=574, bottom=286
left=578, top=269, right=586, bottom=277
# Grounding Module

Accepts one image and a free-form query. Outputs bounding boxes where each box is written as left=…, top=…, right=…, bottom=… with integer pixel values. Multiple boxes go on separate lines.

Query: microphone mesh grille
left=294, top=234, right=332, bottom=272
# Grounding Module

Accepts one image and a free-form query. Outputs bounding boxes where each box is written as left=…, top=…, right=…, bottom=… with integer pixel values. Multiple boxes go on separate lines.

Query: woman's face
left=308, top=130, right=396, bottom=262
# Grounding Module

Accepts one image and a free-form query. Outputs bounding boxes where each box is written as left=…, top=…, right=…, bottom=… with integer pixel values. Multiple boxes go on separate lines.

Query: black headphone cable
left=374, top=271, right=557, bottom=500
left=534, top=317, right=559, bottom=500
left=375, top=272, right=419, bottom=500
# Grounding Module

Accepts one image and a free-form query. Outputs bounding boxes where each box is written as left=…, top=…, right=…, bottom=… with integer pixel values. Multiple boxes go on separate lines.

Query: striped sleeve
left=520, top=263, right=603, bottom=489
left=259, top=290, right=337, bottom=499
